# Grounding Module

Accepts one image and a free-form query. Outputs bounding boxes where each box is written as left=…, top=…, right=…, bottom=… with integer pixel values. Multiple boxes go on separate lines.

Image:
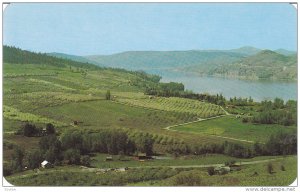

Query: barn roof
left=41, top=160, right=49, bottom=166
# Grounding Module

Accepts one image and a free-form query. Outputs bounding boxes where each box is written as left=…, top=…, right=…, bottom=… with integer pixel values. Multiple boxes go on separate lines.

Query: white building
left=41, top=160, right=51, bottom=168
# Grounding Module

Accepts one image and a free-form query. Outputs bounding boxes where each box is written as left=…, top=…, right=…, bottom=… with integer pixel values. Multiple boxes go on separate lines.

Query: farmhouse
left=41, top=160, right=51, bottom=168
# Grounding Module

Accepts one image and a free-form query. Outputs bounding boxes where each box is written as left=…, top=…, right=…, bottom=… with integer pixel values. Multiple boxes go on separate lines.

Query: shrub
left=242, top=117, right=248, bottom=123
left=207, top=167, right=215, bottom=176
left=23, top=122, right=38, bottom=137
left=11, top=147, right=25, bottom=172
left=267, top=162, right=274, bottom=174
left=46, top=123, right=55, bottom=134
left=3, top=141, right=15, bottom=150
left=81, top=155, right=91, bottom=167
left=172, top=171, right=207, bottom=186
left=3, top=163, right=12, bottom=176
left=64, top=149, right=81, bottom=165
left=27, top=150, right=43, bottom=169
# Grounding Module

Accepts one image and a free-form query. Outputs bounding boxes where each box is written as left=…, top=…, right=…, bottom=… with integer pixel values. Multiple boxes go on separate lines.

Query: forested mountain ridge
left=3, top=46, right=100, bottom=70
left=83, top=47, right=296, bottom=80
left=208, top=50, right=297, bottom=80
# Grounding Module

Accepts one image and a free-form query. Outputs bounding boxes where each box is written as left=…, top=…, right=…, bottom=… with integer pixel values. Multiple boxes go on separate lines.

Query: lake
left=145, top=69, right=297, bottom=102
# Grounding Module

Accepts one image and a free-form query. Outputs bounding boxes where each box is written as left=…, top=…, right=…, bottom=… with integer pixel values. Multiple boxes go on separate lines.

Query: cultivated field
left=117, top=97, right=226, bottom=118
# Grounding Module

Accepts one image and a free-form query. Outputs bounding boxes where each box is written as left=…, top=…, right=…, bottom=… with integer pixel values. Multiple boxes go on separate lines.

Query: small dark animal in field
left=252, top=171, right=259, bottom=176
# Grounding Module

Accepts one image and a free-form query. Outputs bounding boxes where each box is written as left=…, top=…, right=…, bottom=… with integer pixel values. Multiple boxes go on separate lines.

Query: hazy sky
left=3, top=3, right=297, bottom=55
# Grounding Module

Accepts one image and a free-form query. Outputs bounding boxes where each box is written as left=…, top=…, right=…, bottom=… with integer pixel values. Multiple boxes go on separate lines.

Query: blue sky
left=3, top=3, right=297, bottom=55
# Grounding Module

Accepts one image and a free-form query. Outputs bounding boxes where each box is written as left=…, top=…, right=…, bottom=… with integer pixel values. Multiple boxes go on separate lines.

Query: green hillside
left=210, top=50, right=297, bottom=80
left=3, top=46, right=100, bottom=70
left=3, top=46, right=229, bottom=153
left=84, top=47, right=296, bottom=80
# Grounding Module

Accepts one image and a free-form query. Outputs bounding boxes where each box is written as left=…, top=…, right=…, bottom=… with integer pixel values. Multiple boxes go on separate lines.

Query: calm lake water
left=145, top=69, right=297, bottom=102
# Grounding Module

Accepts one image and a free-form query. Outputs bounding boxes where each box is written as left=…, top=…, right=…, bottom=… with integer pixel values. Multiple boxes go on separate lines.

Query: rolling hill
left=45, top=46, right=297, bottom=80
left=85, top=50, right=246, bottom=73
left=209, top=50, right=297, bottom=80
left=3, top=46, right=100, bottom=70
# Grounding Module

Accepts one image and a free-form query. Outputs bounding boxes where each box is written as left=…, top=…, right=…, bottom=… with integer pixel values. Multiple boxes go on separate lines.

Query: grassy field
left=171, top=116, right=296, bottom=143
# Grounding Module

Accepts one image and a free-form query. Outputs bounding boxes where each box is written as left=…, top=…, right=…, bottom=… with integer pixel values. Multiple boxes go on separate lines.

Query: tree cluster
left=145, top=83, right=226, bottom=106
left=228, top=96, right=254, bottom=106
left=16, top=122, right=56, bottom=137
left=166, top=131, right=297, bottom=158
left=245, top=98, right=297, bottom=126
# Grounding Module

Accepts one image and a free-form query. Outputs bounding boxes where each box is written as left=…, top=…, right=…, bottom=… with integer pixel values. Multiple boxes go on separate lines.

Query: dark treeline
left=48, top=129, right=154, bottom=164
left=6, top=128, right=155, bottom=175
left=5, top=128, right=155, bottom=176
left=60, top=129, right=136, bottom=156
left=15, top=122, right=56, bottom=137
left=228, top=96, right=254, bottom=106
left=167, top=131, right=297, bottom=158
left=145, top=83, right=227, bottom=105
